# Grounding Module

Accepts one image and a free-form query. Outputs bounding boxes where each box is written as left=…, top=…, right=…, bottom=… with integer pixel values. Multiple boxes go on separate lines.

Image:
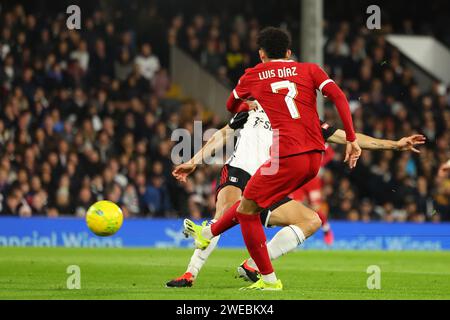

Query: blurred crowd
left=0, top=3, right=222, bottom=218
left=0, top=1, right=449, bottom=221
left=165, top=2, right=450, bottom=221
left=320, top=21, right=450, bottom=222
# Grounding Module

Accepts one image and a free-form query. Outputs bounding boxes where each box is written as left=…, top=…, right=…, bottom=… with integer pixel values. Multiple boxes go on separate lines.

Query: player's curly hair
left=257, top=27, right=291, bottom=59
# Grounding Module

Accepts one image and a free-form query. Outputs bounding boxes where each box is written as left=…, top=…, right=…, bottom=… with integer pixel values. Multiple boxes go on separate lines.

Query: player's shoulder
left=244, top=63, right=262, bottom=73
left=297, top=62, right=327, bottom=80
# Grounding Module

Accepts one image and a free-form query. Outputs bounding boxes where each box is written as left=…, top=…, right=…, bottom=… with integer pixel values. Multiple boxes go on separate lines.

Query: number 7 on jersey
left=271, top=80, right=300, bottom=119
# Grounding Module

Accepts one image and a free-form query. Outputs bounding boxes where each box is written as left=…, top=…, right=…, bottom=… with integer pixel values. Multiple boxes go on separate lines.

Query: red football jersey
left=230, top=60, right=334, bottom=158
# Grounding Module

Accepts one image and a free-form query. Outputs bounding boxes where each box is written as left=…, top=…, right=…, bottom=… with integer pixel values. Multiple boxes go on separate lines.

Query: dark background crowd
left=0, top=0, right=449, bottom=221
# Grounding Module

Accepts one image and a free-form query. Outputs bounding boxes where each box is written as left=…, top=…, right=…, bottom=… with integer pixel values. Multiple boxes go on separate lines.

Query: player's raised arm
left=326, top=128, right=426, bottom=152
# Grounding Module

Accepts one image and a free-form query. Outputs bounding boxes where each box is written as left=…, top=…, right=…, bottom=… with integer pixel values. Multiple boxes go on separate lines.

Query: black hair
left=257, top=27, right=291, bottom=59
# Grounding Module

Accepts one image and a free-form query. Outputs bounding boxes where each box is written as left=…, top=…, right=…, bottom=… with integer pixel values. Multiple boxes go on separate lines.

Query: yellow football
left=86, top=200, right=123, bottom=236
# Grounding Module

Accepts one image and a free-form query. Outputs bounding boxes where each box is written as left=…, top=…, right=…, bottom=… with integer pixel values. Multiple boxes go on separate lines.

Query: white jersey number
left=270, top=80, right=300, bottom=119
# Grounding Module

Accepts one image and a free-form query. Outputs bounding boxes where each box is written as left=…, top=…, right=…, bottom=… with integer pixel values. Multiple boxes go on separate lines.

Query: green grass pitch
left=1, top=247, right=450, bottom=300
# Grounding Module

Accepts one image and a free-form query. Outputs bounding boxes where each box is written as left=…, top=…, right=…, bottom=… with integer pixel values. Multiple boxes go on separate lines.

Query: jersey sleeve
left=309, top=63, right=334, bottom=94
left=321, top=82, right=356, bottom=142
left=226, top=95, right=251, bottom=113
left=232, top=73, right=252, bottom=100
left=319, top=120, right=338, bottom=141
left=226, top=73, right=252, bottom=113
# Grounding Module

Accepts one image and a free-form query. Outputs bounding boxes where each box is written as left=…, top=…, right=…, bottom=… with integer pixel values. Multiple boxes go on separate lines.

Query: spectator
left=152, top=68, right=170, bottom=99
left=122, top=184, right=140, bottom=216
left=0, top=1, right=448, bottom=222
left=74, top=187, right=93, bottom=217
left=31, top=190, right=48, bottom=216
left=225, top=33, right=245, bottom=84
left=70, top=40, right=90, bottom=73
left=135, top=43, right=160, bottom=82
left=114, top=48, right=134, bottom=82
left=200, top=39, right=224, bottom=75
left=144, top=175, right=172, bottom=216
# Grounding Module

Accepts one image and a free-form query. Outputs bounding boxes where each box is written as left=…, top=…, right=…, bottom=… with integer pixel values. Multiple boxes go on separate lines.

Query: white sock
left=186, top=235, right=220, bottom=277
left=201, top=226, right=214, bottom=240
left=247, top=225, right=306, bottom=270
left=262, top=272, right=277, bottom=284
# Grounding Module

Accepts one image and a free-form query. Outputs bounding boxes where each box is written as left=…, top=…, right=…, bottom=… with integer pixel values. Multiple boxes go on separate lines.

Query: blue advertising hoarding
left=0, top=217, right=450, bottom=250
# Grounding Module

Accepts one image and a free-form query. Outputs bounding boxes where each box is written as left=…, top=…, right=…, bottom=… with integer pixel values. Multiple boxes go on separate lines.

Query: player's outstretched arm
left=172, top=125, right=234, bottom=182
left=327, top=129, right=426, bottom=152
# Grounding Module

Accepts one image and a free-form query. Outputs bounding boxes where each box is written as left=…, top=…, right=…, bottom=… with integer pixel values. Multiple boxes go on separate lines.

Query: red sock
left=236, top=212, right=273, bottom=275
left=211, top=201, right=240, bottom=236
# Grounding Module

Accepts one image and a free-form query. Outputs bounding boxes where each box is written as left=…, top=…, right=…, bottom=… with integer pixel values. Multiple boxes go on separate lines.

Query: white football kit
left=226, top=106, right=273, bottom=176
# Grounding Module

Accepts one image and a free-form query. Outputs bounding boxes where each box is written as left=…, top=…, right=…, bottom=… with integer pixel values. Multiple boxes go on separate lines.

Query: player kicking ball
left=167, top=108, right=426, bottom=287
left=180, top=26, right=362, bottom=291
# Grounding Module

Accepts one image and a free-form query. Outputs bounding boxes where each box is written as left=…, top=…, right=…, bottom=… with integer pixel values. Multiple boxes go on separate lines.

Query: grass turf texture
left=1, top=247, right=450, bottom=300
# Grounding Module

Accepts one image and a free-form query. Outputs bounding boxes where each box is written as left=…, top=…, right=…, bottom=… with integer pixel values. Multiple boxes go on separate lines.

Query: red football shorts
left=243, top=151, right=322, bottom=209
left=290, top=175, right=323, bottom=207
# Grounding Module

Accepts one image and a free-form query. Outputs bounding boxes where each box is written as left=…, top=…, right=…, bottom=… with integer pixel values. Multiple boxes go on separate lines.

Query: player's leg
left=236, top=152, right=321, bottom=289
left=184, top=195, right=282, bottom=289
left=313, top=204, right=334, bottom=245
left=185, top=152, right=322, bottom=290
left=289, top=182, right=330, bottom=241
left=185, top=187, right=280, bottom=288
left=265, top=199, right=322, bottom=237
left=240, top=199, right=321, bottom=280
left=307, top=183, right=334, bottom=245
left=216, top=185, right=243, bottom=218
left=183, top=185, right=242, bottom=280
left=183, top=165, right=250, bottom=248
left=187, top=194, right=276, bottom=279
left=167, top=186, right=241, bottom=287
left=167, top=165, right=246, bottom=287
left=292, top=177, right=333, bottom=244
left=234, top=153, right=320, bottom=289
left=236, top=196, right=279, bottom=285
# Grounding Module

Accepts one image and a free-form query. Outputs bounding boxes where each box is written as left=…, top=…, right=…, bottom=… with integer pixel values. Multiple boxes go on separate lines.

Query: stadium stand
left=0, top=0, right=449, bottom=221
